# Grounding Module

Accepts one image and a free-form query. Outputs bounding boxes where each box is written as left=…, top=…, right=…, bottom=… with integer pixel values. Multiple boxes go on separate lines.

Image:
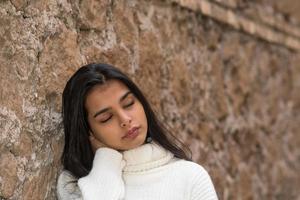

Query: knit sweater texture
left=57, top=141, right=218, bottom=200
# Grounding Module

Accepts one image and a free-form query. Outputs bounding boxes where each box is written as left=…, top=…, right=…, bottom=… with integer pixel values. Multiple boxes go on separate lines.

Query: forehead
left=85, top=79, right=130, bottom=109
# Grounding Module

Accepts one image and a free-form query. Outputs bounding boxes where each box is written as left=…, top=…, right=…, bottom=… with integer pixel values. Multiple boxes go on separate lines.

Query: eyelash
left=100, top=101, right=135, bottom=123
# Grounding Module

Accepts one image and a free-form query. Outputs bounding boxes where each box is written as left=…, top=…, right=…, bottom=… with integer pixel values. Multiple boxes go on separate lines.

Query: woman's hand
left=89, top=134, right=107, bottom=153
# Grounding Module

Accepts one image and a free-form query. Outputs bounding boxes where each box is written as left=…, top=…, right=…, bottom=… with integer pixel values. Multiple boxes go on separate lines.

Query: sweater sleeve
left=190, top=164, right=218, bottom=200
left=57, top=148, right=126, bottom=200
left=57, top=171, right=83, bottom=200
left=78, top=148, right=126, bottom=200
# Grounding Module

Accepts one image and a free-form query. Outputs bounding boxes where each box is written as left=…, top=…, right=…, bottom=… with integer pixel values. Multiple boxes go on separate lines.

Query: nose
left=119, top=111, right=132, bottom=128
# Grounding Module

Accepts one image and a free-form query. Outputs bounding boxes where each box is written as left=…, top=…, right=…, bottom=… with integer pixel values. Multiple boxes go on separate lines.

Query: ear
left=89, top=130, right=101, bottom=142
left=89, top=130, right=94, bottom=136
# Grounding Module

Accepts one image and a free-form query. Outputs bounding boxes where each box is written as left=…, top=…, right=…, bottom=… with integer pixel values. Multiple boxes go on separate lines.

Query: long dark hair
left=61, top=63, right=191, bottom=179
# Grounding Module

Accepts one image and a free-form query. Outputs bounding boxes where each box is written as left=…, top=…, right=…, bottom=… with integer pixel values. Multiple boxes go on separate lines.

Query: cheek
left=137, top=106, right=147, bottom=124
left=88, top=117, right=115, bottom=135
left=93, top=123, right=121, bottom=140
left=100, top=120, right=119, bottom=132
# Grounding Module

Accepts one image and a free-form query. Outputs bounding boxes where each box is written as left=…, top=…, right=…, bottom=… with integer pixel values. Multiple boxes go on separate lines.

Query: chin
left=123, top=134, right=147, bottom=150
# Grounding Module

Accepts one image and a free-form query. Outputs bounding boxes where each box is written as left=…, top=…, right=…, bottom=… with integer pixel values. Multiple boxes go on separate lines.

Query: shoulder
left=57, top=170, right=82, bottom=200
left=171, top=159, right=209, bottom=175
left=175, top=161, right=218, bottom=199
left=170, top=160, right=216, bottom=188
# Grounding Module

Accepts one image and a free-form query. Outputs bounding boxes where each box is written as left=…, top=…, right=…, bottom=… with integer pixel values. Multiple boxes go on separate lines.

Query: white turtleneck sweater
left=57, top=142, right=218, bottom=200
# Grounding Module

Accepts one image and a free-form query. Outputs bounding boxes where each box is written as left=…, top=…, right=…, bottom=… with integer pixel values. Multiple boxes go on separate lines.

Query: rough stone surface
left=0, top=152, right=18, bottom=198
left=262, top=0, right=300, bottom=25
left=0, top=0, right=299, bottom=199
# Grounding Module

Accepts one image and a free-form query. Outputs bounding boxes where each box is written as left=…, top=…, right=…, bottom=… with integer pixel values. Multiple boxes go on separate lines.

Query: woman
left=57, top=63, right=218, bottom=200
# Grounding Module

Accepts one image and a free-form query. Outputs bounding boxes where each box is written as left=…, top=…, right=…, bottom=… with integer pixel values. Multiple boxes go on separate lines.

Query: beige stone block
left=113, top=6, right=138, bottom=49
left=179, top=0, right=200, bottom=11
left=22, top=166, right=54, bottom=200
left=0, top=152, right=18, bottom=198
left=134, top=31, right=164, bottom=107
left=286, top=25, right=300, bottom=39
left=78, top=0, right=110, bottom=30
left=200, top=0, right=212, bottom=16
left=261, top=13, right=276, bottom=28
left=270, top=32, right=285, bottom=44
left=95, top=46, right=132, bottom=71
left=285, top=37, right=300, bottom=50
left=0, top=107, right=21, bottom=152
left=10, top=0, right=27, bottom=11
left=220, top=33, right=240, bottom=60
left=113, top=0, right=137, bottom=50
left=210, top=53, right=228, bottom=119
left=274, top=0, right=300, bottom=24
left=214, top=0, right=238, bottom=8
left=38, top=26, right=83, bottom=111
left=12, top=133, right=33, bottom=157
left=210, top=3, right=228, bottom=23
left=226, top=9, right=239, bottom=29
left=236, top=163, right=253, bottom=199
left=168, top=55, right=192, bottom=110
left=239, top=17, right=256, bottom=35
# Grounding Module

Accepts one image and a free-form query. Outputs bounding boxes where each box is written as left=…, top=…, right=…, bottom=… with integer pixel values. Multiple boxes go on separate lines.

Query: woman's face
left=85, top=79, right=148, bottom=151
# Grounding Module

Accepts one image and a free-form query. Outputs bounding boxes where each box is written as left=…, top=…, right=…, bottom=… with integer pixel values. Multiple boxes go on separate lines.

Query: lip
left=123, top=126, right=140, bottom=139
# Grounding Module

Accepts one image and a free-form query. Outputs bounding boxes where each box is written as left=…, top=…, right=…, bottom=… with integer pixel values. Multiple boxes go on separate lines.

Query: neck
left=122, top=141, right=174, bottom=173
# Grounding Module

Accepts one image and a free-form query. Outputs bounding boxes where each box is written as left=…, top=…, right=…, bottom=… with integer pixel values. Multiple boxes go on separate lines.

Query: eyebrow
left=93, top=91, right=132, bottom=118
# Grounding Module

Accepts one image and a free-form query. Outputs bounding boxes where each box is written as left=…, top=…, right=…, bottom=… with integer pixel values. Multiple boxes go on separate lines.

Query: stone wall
left=0, top=0, right=299, bottom=199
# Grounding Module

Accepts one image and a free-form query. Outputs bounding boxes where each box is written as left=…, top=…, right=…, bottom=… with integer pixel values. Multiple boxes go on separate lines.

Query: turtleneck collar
left=122, top=141, right=174, bottom=173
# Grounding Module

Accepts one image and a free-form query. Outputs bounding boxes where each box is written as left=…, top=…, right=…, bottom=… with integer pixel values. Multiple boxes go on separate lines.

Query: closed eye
left=100, top=115, right=112, bottom=123
left=124, top=101, right=134, bottom=108
left=100, top=101, right=135, bottom=123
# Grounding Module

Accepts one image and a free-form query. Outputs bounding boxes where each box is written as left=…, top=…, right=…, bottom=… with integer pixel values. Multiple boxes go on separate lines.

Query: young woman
left=57, top=63, right=218, bottom=200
